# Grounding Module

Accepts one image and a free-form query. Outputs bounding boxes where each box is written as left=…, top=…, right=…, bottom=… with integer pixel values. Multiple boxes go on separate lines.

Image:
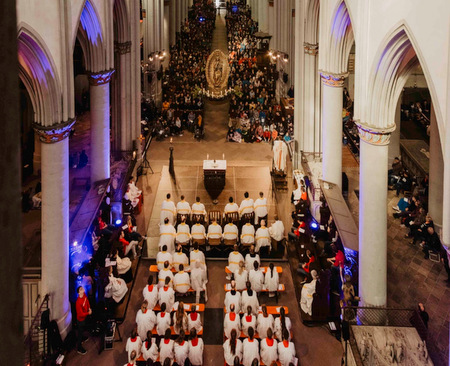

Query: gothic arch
left=17, top=25, right=62, bottom=127
left=74, top=0, right=106, bottom=72
left=114, top=0, right=131, bottom=43
left=365, top=22, right=443, bottom=143
left=322, top=0, right=354, bottom=74
left=305, top=0, right=320, bottom=45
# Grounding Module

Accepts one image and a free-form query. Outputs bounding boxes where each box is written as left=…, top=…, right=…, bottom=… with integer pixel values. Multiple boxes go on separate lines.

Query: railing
left=342, top=306, right=428, bottom=366
left=24, top=294, right=49, bottom=366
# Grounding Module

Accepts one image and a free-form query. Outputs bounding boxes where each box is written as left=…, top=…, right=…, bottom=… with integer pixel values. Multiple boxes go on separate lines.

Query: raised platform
left=145, top=164, right=276, bottom=258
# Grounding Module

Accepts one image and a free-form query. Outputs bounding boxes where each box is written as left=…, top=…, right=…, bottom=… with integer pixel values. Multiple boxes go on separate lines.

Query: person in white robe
left=143, top=275, right=159, bottom=309
left=156, top=246, right=173, bottom=271
left=278, top=330, right=296, bottom=366
left=32, top=191, right=42, bottom=208
left=173, top=245, right=189, bottom=272
left=300, top=269, right=319, bottom=316
left=176, top=218, right=191, bottom=245
left=224, top=281, right=242, bottom=313
left=224, top=197, right=239, bottom=217
left=191, top=223, right=206, bottom=242
left=125, top=330, right=142, bottom=362
left=112, top=249, right=131, bottom=275
left=223, top=329, right=243, bottom=365
left=257, top=305, right=274, bottom=339
left=128, top=177, right=142, bottom=200
left=245, top=246, right=260, bottom=272
left=135, top=301, right=156, bottom=341
left=274, top=307, right=292, bottom=341
left=159, top=218, right=176, bottom=254
left=191, top=197, right=206, bottom=217
left=249, top=261, right=265, bottom=293
left=253, top=192, right=268, bottom=224
left=158, top=278, right=175, bottom=311
left=273, top=138, right=288, bottom=172
left=174, top=333, right=189, bottom=366
left=241, top=282, right=259, bottom=315
left=264, top=263, right=280, bottom=297
left=158, top=262, right=174, bottom=288
left=223, top=220, right=239, bottom=242
left=240, top=222, right=255, bottom=246
left=260, top=328, right=278, bottom=366
left=159, top=329, right=175, bottom=362
left=242, top=327, right=259, bottom=366
left=191, top=260, right=208, bottom=303
left=190, top=243, right=206, bottom=269
left=124, top=187, right=139, bottom=208
left=160, top=193, right=176, bottom=225
left=233, top=261, right=248, bottom=291
left=188, top=305, right=203, bottom=333
left=255, top=221, right=271, bottom=253
left=188, top=329, right=204, bottom=366
left=227, top=245, right=244, bottom=276
left=207, top=219, right=222, bottom=242
left=239, top=192, right=254, bottom=217
left=223, top=304, right=241, bottom=339
left=269, top=216, right=285, bottom=242
left=241, top=306, right=256, bottom=337
left=173, top=264, right=191, bottom=294
left=105, top=266, right=128, bottom=303
left=141, top=333, right=159, bottom=363
left=156, top=304, right=172, bottom=336
left=176, top=195, right=191, bottom=217
left=172, top=302, right=189, bottom=334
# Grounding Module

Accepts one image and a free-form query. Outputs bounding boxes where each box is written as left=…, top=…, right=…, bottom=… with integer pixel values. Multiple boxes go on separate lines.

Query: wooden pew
left=223, top=305, right=289, bottom=315
left=153, top=303, right=205, bottom=312
left=225, top=266, right=283, bottom=274
left=224, top=284, right=285, bottom=292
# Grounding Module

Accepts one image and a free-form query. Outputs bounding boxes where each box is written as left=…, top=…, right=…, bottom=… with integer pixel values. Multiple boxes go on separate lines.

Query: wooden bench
left=149, top=265, right=190, bottom=273
left=224, top=306, right=289, bottom=315
left=207, top=237, right=222, bottom=246
left=225, top=266, right=283, bottom=274
left=225, top=360, right=281, bottom=366
left=223, top=238, right=237, bottom=246
left=209, top=210, right=222, bottom=226
left=153, top=303, right=205, bottom=312
left=151, top=326, right=203, bottom=336
left=224, top=284, right=285, bottom=292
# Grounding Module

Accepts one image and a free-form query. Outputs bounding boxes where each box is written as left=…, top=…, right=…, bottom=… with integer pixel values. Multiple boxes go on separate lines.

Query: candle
left=222, top=153, right=225, bottom=160
left=207, top=154, right=209, bottom=160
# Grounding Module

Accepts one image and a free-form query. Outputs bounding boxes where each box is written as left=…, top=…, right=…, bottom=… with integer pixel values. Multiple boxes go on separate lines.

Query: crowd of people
left=151, top=1, right=215, bottom=142
left=225, top=1, right=294, bottom=144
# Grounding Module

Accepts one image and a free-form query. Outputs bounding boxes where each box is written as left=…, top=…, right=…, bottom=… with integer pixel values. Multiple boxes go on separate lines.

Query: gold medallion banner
left=206, top=49, right=230, bottom=93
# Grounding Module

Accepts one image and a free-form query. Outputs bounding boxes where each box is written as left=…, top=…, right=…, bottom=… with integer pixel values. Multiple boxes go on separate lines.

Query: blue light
left=310, top=222, right=318, bottom=230
left=115, top=219, right=122, bottom=226
left=232, top=5, right=238, bottom=13
left=199, top=16, right=205, bottom=23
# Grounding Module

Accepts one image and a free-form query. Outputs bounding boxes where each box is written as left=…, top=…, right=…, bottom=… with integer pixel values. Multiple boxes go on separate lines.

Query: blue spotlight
left=115, top=219, right=122, bottom=227
left=310, top=222, right=318, bottom=230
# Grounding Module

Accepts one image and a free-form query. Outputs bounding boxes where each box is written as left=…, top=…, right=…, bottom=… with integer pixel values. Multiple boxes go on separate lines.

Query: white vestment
left=223, top=312, right=241, bottom=339
left=278, top=340, right=296, bottom=366
left=255, top=226, right=271, bottom=252
left=224, top=202, right=239, bottom=215
left=176, top=223, right=191, bottom=244
left=264, top=270, right=280, bottom=293
left=224, top=291, right=242, bottom=313
left=158, top=268, right=174, bottom=288
left=249, top=269, right=265, bottom=293
left=156, top=251, right=173, bottom=271
left=191, top=224, right=206, bottom=241
left=191, top=202, right=206, bottom=216
left=173, top=251, right=189, bottom=272
left=239, top=198, right=254, bottom=217
left=174, top=341, right=189, bottom=366
left=105, top=274, right=128, bottom=303
left=300, top=279, right=317, bottom=316
left=173, top=271, right=191, bottom=294
left=158, top=286, right=175, bottom=311
left=116, top=255, right=131, bottom=275
left=273, top=140, right=288, bottom=171
left=241, top=290, right=259, bottom=315
left=256, top=313, right=274, bottom=339
left=223, top=338, right=243, bottom=365
left=269, top=220, right=285, bottom=242
left=160, top=199, right=177, bottom=225
left=253, top=197, right=268, bottom=223
left=126, top=337, right=142, bottom=362
left=241, top=314, right=256, bottom=336
left=159, top=223, right=176, bottom=254
left=190, top=249, right=206, bottom=268
left=261, top=338, right=279, bottom=366
left=223, top=223, right=239, bottom=241
left=227, top=251, right=244, bottom=273
left=159, top=338, right=175, bottom=362
left=156, top=312, right=171, bottom=336
left=207, top=222, right=222, bottom=239
left=135, top=309, right=156, bottom=340
left=141, top=340, right=159, bottom=362
left=176, top=200, right=191, bottom=216
left=143, top=284, right=159, bottom=310
left=233, top=269, right=248, bottom=291
left=274, top=317, right=292, bottom=341
left=188, top=338, right=204, bottom=365
left=240, top=224, right=255, bottom=245
left=242, top=338, right=259, bottom=366
left=245, top=253, right=260, bottom=272
left=188, top=312, right=203, bottom=333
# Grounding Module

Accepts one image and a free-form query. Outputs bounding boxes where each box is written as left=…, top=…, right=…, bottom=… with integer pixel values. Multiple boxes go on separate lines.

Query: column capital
left=355, top=120, right=396, bottom=146
left=88, top=69, right=115, bottom=86
left=114, top=41, right=132, bottom=55
left=319, top=71, right=348, bottom=87
left=303, top=42, right=318, bottom=55
left=33, top=118, right=76, bottom=144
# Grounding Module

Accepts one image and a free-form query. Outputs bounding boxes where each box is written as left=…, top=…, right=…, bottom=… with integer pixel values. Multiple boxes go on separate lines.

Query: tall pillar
left=388, top=96, right=401, bottom=165
left=303, top=43, right=319, bottom=153
left=357, top=122, right=394, bottom=306
left=164, top=1, right=170, bottom=53
left=115, top=42, right=132, bottom=152
left=170, top=0, right=176, bottom=45
left=429, top=106, right=443, bottom=230
left=320, top=72, right=347, bottom=189
left=34, top=119, right=76, bottom=339
left=33, top=132, right=42, bottom=175
left=443, top=139, right=450, bottom=247
left=293, top=0, right=303, bottom=165
left=89, top=70, right=114, bottom=183
left=258, top=0, right=268, bottom=32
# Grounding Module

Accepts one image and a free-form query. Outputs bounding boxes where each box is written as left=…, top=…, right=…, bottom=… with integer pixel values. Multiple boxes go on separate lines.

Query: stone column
left=170, top=0, right=176, bottom=46
left=429, top=106, right=443, bottom=230
left=303, top=43, right=318, bottom=154
left=89, top=70, right=114, bottom=183
left=34, top=119, right=76, bottom=339
left=320, top=71, right=347, bottom=189
left=356, top=122, right=394, bottom=307
left=293, top=0, right=303, bottom=165
left=33, top=132, right=42, bottom=175
left=115, top=42, right=132, bottom=152
left=258, top=0, right=268, bottom=32
left=388, top=96, right=401, bottom=166
left=164, top=1, right=170, bottom=53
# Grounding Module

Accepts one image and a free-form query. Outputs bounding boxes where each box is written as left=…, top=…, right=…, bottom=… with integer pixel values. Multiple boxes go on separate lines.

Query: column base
left=56, top=308, right=72, bottom=341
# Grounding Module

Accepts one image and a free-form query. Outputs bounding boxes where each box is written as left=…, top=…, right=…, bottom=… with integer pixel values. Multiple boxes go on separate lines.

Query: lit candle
left=207, top=154, right=209, bottom=160
left=222, top=153, right=225, bottom=160
left=170, top=137, right=173, bottom=144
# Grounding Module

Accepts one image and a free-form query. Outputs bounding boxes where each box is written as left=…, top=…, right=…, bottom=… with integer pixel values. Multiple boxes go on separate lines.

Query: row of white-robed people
left=159, top=215, right=285, bottom=254
left=160, top=192, right=269, bottom=226
left=223, top=303, right=297, bottom=366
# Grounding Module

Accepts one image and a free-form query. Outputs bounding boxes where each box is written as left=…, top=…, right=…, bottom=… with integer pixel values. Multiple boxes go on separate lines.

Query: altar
left=203, top=160, right=227, bottom=200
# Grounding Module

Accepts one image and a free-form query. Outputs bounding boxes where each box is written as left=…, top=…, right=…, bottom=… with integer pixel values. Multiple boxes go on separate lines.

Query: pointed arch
left=75, top=0, right=106, bottom=72
left=114, top=0, right=131, bottom=43
left=17, top=25, right=62, bottom=127
left=323, top=0, right=354, bottom=74
left=365, top=22, right=442, bottom=141
left=305, top=0, right=320, bottom=44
